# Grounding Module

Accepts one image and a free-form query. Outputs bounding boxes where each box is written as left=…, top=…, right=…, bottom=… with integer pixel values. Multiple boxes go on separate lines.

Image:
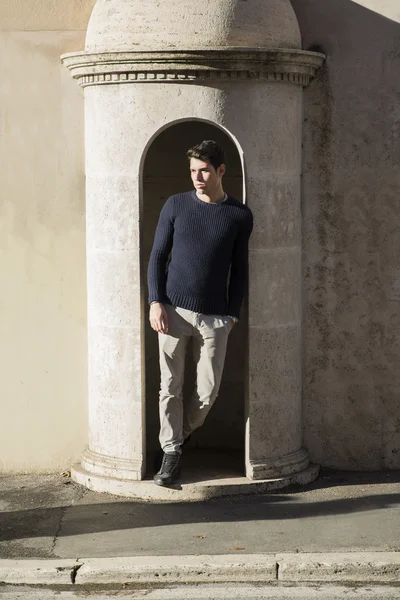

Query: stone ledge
left=0, top=559, right=79, bottom=585
left=277, top=552, right=400, bottom=583
left=1, top=553, right=399, bottom=585
left=71, top=462, right=320, bottom=501
left=75, top=555, right=277, bottom=585
left=61, top=48, right=325, bottom=87
left=75, top=553, right=400, bottom=585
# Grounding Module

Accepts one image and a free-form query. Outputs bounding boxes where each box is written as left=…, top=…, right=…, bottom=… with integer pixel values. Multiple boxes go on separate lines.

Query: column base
left=80, top=447, right=145, bottom=481
left=71, top=448, right=319, bottom=501
left=246, top=448, right=310, bottom=480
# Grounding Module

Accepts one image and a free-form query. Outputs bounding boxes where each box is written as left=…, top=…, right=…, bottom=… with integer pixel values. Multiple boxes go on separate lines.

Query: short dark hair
left=186, top=140, right=225, bottom=172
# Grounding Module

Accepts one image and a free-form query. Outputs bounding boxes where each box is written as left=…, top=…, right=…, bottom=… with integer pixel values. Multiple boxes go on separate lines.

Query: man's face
left=190, top=158, right=225, bottom=195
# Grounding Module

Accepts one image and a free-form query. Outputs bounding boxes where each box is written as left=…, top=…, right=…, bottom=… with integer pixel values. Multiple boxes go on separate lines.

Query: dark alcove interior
left=142, top=120, right=247, bottom=478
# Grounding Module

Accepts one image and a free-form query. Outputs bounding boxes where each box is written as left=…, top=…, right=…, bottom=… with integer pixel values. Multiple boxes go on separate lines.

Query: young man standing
left=147, top=140, right=253, bottom=486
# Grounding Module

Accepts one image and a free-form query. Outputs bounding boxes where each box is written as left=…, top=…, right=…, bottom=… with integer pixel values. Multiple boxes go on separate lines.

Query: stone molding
left=81, top=447, right=144, bottom=481
left=248, top=447, right=310, bottom=480
left=61, top=48, right=325, bottom=87
left=71, top=463, right=320, bottom=501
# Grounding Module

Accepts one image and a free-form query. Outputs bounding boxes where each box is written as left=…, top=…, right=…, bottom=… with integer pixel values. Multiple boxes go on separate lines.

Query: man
left=147, top=140, right=253, bottom=487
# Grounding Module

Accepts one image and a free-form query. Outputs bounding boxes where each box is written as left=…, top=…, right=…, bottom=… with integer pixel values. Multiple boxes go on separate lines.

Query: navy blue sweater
left=147, top=191, right=253, bottom=319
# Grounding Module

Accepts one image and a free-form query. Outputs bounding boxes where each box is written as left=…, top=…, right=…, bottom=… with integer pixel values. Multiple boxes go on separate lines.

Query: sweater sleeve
left=226, top=208, right=254, bottom=319
left=147, top=197, right=175, bottom=304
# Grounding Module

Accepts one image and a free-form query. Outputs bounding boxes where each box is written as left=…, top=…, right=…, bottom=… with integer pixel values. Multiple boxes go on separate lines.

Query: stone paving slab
left=1, top=586, right=400, bottom=599
left=1, top=471, right=400, bottom=562
left=73, top=553, right=400, bottom=585
left=55, top=471, right=400, bottom=558
left=0, top=559, right=78, bottom=585
left=1, top=553, right=400, bottom=586
left=75, top=554, right=277, bottom=584
left=0, top=475, right=86, bottom=559
left=277, top=552, right=400, bottom=582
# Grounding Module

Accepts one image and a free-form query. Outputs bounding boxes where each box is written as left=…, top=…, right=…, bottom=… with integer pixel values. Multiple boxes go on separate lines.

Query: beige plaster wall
left=0, top=1, right=96, bottom=31
left=0, top=3, right=92, bottom=471
left=351, top=0, right=400, bottom=22
left=291, top=0, right=400, bottom=469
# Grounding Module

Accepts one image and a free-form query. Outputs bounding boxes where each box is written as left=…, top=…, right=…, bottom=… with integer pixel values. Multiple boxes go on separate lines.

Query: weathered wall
left=0, top=1, right=95, bottom=471
left=0, top=0, right=95, bottom=31
left=291, top=0, right=400, bottom=469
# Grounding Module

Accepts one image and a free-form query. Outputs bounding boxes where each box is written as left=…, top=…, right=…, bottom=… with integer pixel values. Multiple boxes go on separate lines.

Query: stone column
left=80, top=87, right=145, bottom=480
left=213, top=80, right=311, bottom=480
left=62, top=48, right=324, bottom=491
left=239, top=84, right=308, bottom=479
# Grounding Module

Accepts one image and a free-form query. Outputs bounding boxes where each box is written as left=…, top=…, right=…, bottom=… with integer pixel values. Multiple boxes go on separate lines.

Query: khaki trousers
left=158, top=304, right=234, bottom=454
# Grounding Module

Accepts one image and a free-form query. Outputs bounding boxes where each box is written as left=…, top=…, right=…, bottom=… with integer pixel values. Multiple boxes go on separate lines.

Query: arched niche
left=142, top=120, right=246, bottom=476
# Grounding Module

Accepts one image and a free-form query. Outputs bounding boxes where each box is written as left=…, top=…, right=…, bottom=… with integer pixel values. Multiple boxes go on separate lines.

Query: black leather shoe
left=153, top=438, right=190, bottom=473
left=154, top=451, right=181, bottom=487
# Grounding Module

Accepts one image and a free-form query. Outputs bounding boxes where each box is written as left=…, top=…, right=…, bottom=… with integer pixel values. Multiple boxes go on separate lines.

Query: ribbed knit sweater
left=147, top=191, right=253, bottom=319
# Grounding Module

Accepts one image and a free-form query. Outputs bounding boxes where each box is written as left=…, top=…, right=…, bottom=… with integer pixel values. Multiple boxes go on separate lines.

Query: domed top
left=85, top=0, right=301, bottom=52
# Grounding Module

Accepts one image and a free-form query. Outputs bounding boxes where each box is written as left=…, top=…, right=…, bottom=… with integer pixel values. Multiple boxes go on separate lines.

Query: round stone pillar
left=62, top=0, right=324, bottom=494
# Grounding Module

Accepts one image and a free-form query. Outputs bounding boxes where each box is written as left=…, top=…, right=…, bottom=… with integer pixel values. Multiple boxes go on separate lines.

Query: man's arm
left=227, top=209, right=254, bottom=320
left=147, top=197, right=175, bottom=304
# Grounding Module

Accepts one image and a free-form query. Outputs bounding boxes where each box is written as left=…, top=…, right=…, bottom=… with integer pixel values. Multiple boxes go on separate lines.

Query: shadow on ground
left=0, top=470, right=399, bottom=544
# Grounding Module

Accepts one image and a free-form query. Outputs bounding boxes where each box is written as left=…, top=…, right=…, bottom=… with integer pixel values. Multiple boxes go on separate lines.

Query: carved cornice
left=61, top=48, right=325, bottom=88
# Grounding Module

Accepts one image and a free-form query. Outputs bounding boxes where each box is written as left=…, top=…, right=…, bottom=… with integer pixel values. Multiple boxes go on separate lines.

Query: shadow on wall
left=290, top=0, right=400, bottom=470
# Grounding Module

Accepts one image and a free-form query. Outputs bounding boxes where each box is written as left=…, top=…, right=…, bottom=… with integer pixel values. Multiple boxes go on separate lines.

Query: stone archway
left=142, top=120, right=246, bottom=476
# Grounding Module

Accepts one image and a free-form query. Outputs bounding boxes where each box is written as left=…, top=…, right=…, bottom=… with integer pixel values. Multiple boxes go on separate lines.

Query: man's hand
left=149, top=302, right=169, bottom=334
left=227, top=316, right=238, bottom=328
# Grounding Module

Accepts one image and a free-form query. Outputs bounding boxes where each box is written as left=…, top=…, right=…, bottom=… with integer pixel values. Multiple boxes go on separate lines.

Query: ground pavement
left=0, top=466, right=399, bottom=588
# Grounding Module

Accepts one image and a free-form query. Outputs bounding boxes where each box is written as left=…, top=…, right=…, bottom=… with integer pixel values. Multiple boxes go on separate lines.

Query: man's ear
left=219, top=164, right=226, bottom=177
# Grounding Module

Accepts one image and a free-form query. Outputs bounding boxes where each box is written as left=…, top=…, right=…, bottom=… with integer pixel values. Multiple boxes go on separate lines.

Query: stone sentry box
left=62, top=0, right=325, bottom=496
